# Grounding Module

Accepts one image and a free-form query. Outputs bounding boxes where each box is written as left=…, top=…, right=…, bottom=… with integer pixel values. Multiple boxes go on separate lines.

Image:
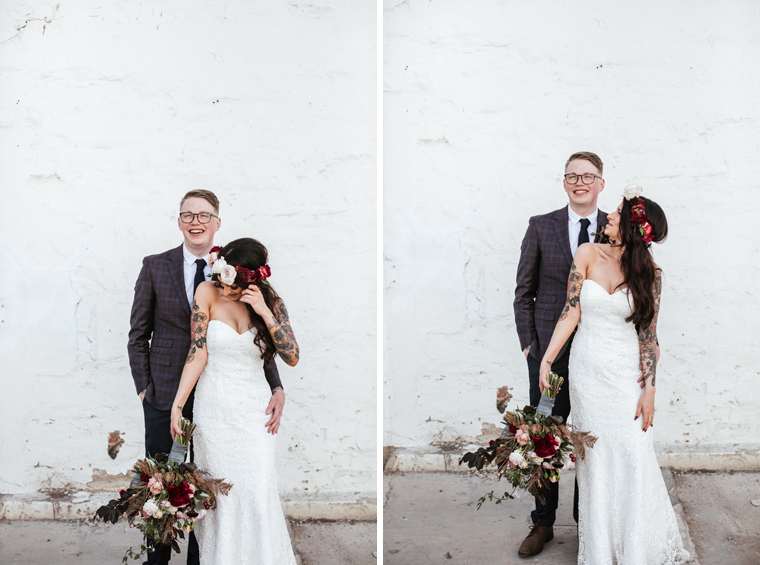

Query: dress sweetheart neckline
left=583, top=278, right=628, bottom=296
left=209, top=319, right=253, bottom=336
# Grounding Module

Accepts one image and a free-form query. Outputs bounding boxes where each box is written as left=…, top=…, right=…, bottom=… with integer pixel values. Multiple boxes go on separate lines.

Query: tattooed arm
left=538, top=245, right=592, bottom=394
left=266, top=300, right=300, bottom=367
left=240, top=286, right=300, bottom=367
left=170, top=283, right=214, bottom=440
left=635, top=270, right=662, bottom=432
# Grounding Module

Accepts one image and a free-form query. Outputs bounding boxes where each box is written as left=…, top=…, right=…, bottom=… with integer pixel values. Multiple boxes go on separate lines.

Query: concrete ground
left=384, top=469, right=754, bottom=565
left=0, top=519, right=377, bottom=564
left=673, top=471, right=760, bottom=565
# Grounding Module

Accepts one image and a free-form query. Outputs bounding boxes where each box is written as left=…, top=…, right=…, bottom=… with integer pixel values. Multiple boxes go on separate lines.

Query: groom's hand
left=265, top=389, right=285, bottom=434
left=523, top=347, right=530, bottom=360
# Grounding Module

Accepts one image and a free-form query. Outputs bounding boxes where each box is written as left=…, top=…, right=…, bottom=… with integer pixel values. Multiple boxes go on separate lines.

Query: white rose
left=508, top=451, right=524, bottom=467
left=220, top=265, right=237, bottom=285
left=623, top=184, right=643, bottom=201
left=160, top=501, right=178, bottom=514
left=143, top=498, right=160, bottom=518
left=211, top=256, right=227, bottom=275
left=209, top=252, right=218, bottom=265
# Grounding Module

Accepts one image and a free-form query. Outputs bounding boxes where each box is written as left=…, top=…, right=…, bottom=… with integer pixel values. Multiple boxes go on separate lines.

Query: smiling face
left=564, top=159, right=605, bottom=213
left=179, top=197, right=221, bottom=255
left=604, top=202, right=623, bottom=241
left=220, top=281, right=244, bottom=301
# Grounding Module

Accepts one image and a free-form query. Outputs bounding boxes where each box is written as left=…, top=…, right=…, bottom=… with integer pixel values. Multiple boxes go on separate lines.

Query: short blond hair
left=565, top=152, right=603, bottom=175
left=180, top=190, right=220, bottom=214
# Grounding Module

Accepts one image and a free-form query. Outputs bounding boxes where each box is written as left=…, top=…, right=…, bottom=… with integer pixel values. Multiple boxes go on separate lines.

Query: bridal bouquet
left=460, top=372, right=597, bottom=506
left=95, top=418, right=232, bottom=563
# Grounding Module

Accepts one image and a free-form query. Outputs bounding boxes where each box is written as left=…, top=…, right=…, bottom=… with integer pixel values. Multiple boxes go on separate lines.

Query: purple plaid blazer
left=514, top=206, right=608, bottom=363
left=128, top=244, right=281, bottom=411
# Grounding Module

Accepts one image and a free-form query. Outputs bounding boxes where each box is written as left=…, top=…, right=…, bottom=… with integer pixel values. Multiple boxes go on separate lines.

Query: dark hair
left=180, top=190, right=220, bottom=214
left=616, top=197, right=668, bottom=333
left=212, top=238, right=280, bottom=362
left=565, top=151, right=604, bottom=175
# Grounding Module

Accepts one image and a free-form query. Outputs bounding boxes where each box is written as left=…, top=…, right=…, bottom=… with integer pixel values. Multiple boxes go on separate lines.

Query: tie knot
left=580, top=218, right=591, bottom=229
left=195, top=258, right=207, bottom=269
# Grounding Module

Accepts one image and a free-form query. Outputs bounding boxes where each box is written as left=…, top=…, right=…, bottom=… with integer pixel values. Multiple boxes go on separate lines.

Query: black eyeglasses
left=179, top=212, right=219, bottom=224
left=564, top=173, right=603, bottom=185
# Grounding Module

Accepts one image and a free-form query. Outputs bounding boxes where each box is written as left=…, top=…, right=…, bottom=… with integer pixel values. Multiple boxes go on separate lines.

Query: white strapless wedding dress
left=568, top=279, right=690, bottom=564
left=193, top=320, right=296, bottom=565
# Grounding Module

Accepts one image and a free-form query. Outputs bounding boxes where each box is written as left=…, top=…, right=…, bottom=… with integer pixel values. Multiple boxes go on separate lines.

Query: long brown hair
left=212, top=238, right=281, bottom=362
left=616, top=196, right=668, bottom=333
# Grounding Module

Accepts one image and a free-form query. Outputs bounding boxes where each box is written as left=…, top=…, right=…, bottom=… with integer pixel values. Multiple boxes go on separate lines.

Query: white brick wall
left=384, top=1, right=760, bottom=459
left=0, top=0, right=377, bottom=506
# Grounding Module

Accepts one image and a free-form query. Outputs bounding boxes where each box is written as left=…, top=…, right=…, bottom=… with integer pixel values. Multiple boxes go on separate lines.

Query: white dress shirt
left=568, top=207, right=599, bottom=257
left=182, top=244, right=212, bottom=306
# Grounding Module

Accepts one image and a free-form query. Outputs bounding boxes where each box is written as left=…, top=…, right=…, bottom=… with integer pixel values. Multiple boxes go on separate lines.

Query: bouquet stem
left=536, top=372, right=564, bottom=417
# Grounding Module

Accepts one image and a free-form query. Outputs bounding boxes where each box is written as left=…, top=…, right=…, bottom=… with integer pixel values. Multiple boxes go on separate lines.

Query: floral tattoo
left=559, top=262, right=584, bottom=321
left=638, top=271, right=662, bottom=387
left=185, top=299, right=209, bottom=365
left=268, top=301, right=300, bottom=365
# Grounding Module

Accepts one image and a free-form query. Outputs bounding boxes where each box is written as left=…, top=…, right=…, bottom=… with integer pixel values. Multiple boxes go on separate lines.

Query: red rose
left=508, top=425, right=517, bottom=435
left=119, top=489, right=128, bottom=499
left=532, top=434, right=558, bottom=458
left=140, top=474, right=149, bottom=484
left=488, top=440, right=495, bottom=447
left=167, top=481, right=194, bottom=507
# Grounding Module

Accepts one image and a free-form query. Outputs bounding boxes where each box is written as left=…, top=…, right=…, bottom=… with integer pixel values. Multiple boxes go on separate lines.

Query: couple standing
left=513, top=152, right=690, bottom=563
left=127, top=190, right=298, bottom=564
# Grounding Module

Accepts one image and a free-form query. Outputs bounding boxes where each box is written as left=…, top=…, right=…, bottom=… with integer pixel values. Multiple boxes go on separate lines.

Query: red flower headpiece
left=208, top=246, right=271, bottom=286
left=630, top=197, right=654, bottom=244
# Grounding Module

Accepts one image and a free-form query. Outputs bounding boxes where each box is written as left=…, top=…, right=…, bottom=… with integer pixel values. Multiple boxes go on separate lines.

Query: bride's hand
left=241, top=285, right=271, bottom=318
left=635, top=389, right=655, bottom=432
left=538, top=362, right=551, bottom=395
left=170, top=408, right=183, bottom=441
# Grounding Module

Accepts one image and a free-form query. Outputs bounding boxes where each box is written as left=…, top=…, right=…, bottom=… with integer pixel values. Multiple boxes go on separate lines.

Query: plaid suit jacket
left=128, top=244, right=282, bottom=411
left=513, top=206, right=608, bottom=363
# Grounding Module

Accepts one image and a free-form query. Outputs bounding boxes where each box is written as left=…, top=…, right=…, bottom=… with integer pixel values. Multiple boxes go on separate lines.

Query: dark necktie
left=193, top=258, right=207, bottom=296
left=578, top=218, right=591, bottom=247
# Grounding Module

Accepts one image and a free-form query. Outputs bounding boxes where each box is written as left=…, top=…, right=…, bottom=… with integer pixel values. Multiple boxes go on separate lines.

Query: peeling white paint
left=383, top=1, right=760, bottom=462
left=0, top=0, right=377, bottom=509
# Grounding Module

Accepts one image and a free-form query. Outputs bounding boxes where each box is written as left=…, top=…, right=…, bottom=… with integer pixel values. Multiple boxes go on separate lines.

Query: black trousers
left=527, top=350, right=579, bottom=527
left=142, top=389, right=200, bottom=565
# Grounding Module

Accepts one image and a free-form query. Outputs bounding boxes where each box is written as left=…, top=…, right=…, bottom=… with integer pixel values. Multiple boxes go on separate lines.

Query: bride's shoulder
left=195, top=281, right=221, bottom=303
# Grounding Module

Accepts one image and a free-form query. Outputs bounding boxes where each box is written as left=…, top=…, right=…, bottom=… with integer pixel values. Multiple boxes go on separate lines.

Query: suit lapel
left=594, top=210, right=609, bottom=243
left=169, top=245, right=192, bottom=318
left=554, top=206, right=573, bottom=267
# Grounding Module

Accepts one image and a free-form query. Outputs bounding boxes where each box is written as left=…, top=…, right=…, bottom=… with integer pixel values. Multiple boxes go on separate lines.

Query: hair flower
left=211, top=256, right=227, bottom=275
left=220, top=265, right=237, bottom=285
left=623, top=184, right=643, bottom=200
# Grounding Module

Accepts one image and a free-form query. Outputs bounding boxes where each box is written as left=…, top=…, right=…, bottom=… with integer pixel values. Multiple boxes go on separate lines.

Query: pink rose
left=220, top=265, right=237, bottom=285
left=147, top=477, right=163, bottom=496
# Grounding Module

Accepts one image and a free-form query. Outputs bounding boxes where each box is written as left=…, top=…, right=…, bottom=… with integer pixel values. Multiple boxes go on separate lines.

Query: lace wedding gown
left=193, top=320, right=296, bottom=565
left=568, top=279, right=690, bottom=564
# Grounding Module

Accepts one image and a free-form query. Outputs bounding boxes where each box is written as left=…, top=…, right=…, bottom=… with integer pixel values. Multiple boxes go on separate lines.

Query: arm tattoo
left=185, top=299, right=209, bottom=365
left=638, top=272, right=662, bottom=387
left=268, top=301, right=300, bottom=365
left=559, top=262, right=584, bottom=322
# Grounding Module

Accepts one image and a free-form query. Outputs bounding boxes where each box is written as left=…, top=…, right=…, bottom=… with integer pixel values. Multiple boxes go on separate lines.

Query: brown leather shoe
left=518, top=525, right=554, bottom=557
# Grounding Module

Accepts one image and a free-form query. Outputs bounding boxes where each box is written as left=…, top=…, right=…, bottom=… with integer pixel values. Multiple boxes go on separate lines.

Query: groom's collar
left=567, top=206, right=599, bottom=225
left=182, top=243, right=211, bottom=266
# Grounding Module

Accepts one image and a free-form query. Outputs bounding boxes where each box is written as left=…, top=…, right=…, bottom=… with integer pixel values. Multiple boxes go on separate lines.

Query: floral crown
left=623, top=185, right=654, bottom=244
left=208, top=246, right=271, bottom=286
